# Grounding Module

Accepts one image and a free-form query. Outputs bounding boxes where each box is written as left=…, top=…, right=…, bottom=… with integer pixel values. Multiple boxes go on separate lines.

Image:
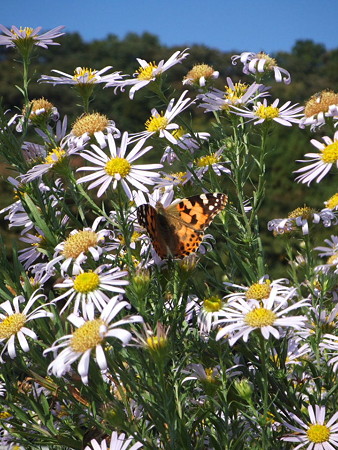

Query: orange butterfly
left=137, top=193, right=227, bottom=259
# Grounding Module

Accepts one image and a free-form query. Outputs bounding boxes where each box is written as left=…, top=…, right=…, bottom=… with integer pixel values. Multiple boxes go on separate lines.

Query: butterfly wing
left=137, top=193, right=227, bottom=259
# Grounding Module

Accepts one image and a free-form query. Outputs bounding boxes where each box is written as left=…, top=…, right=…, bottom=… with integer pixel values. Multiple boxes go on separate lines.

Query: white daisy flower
left=198, top=78, right=270, bottom=113
left=18, top=230, right=47, bottom=269
left=315, top=235, right=338, bottom=258
left=84, top=430, right=143, bottom=450
left=160, top=129, right=210, bottom=165
left=281, top=404, right=338, bottom=449
left=0, top=291, right=53, bottom=362
left=215, top=288, right=310, bottom=345
left=44, top=297, right=143, bottom=384
left=294, top=131, right=338, bottom=185
left=231, top=51, right=291, bottom=84
left=129, top=90, right=195, bottom=145
left=53, top=265, right=129, bottom=315
left=77, top=132, right=162, bottom=199
left=231, top=98, right=304, bottom=126
left=197, top=294, right=225, bottom=335
left=109, top=49, right=189, bottom=99
left=192, top=148, right=231, bottom=178
left=0, top=24, right=65, bottom=49
left=319, top=334, right=338, bottom=372
left=39, top=66, right=124, bottom=86
left=46, top=216, right=112, bottom=275
left=299, top=90, right=338, bottom=130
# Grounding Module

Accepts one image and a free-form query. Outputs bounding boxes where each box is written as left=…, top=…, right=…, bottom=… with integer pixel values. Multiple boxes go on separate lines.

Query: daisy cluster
left=0, top=24, right=338, bottom=449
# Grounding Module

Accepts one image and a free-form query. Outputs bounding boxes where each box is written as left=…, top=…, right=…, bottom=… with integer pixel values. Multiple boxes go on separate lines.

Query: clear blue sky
left=2, top=0, right=338, bottom=53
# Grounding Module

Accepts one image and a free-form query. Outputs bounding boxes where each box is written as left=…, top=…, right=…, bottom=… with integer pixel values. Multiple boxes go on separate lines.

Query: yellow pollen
left=62, top=230, right=99, bottom=259
left=136, top=62, right=158, bottom=80
left=288, top=206, right=314, bottom=220
left=73, top=67, right=98, bottom=83
left=224, top=82, right=249, bottom=104
left=70, top=319, right=105, bottom=352
left=164, top=171, right=188, bottom=185
left=72, top=113, right=109, bottom=137
left=145, top=113, right=169, bottom=132
left=304, top=90, right=338, bottom=117
left=184, top=64, right=215, bottom=82
left=105, top=157, right=131, bottom=177
left=0, top=411, right=12, bottom=419
left=256, top=52, right=277, bottom=70
left=73, top=272, right=100, bottom=293
left=320, top=142, right=338, bottom=164
left=327, top=254, right=338, bottom=265
left=203, top=296, right=223, bottom=313
left=325, top=193, right=338, bottom=209
left=171, top=126, right=186, bottom=140
left=0, top=313, right=26, bottom=339
left=44, top=147, right=66, bottom=165
left=245, top=281, right=272, bottom=300
left=306, top=423, right=330, bottom=443
left=12, top=27, right=34, bottom=38
left=244, top=307, right=277, bottom=327
left=255, top=105, right=280, bottom=120
left=146, top=336, right=167, bottom=351
left=196, top=153, right=220, bottom=167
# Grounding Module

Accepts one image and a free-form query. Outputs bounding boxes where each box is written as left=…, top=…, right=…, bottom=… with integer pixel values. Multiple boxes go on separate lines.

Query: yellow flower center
left=163, top=171, right=188, bottom=185
left=203, top=296, right=223, bottom=313
left=256, top=52, right=277, bottom=70
left=321, top=141, right=338, bottom=164
left=255, top=105, right=280, bottom=120
left=171, top=127, right=186, bottom=140
left=306, top=423, right=330, bottom=443
left=0, top=411, right=12, bottom=419
left=146, top=336, right=167, bottom=351
left=0, top=313, right=26, bottom=339
left=62, top=230, right=99, bottom=259
left=23, top=97, right=54, bottom=119
left=288, top=206, right=314, bottom=220
left=73, top=272, right=100, bottom=293
left=105, top=157, right=131, bottom=177
left=327, top=253, right=338, bottom=265
left=184, top=64, right=215, bottom=82
left=136, top=62, right=158, bottom=80
left=118, top=231, right=142, bottom=245
left=73, top=67, right=98, bottom=83
left=244, top=307, right=277, bottom=327
left=245, top=281, right=272, bottom=300
left=72, top=113, right=109, bottom=137
left=195, top=153, right=220, bottom=167
left=224, top=82, right=249, bottom=104
left=44, top=147, right=66, bottom=165
left=304, top=90, right=338, bottom=118
left=325, top=193, right=338, bottom=209
left=145, top=113, right=169, bottom=132
left=70, top=319, right=105, bottom=352
left=204, top=367, right=217, bottom=383
left=12, top=27, right=34, bottom=38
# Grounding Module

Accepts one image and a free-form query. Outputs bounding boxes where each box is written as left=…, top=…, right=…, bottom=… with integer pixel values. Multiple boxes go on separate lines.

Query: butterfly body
left=137, top=193, right=227, bottom=259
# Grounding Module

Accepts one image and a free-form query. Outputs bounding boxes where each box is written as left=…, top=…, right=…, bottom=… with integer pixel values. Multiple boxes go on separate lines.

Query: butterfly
left=137, top=193, right=227, bottom=259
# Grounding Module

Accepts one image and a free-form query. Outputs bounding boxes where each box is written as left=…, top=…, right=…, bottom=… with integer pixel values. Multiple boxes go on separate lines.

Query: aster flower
left=13, top=97, right=59, bottom=132
left=109, top=49, right=189, bottom=99
left=46, top=217, right=112, bottom=275
left=319, top=334, right=338, bottom=372
left=299, top=90, right=338, bottom=130
left=183, top=63, right=219, bottom=87
left=325, top=193, right=338, bottom=211
left=0, top=24, right=65, bottom=49
left=231, top=51, right=291, bottom=84
left=84, top=431, right=143, bottom=450
left=39, top=66, right=123, bottom=86
left=294, top=131, right=338, bottom=185
left=267, top=205, right=336, bottom=235
left=77, top=132, right=162, bottom=199
left=281, top=404, right=338, bottom=449
left=197, top=294, right=225, bottom=335
left=52, top=265, right=129, bottom=315
left=18, top=229, right=47, bottom=269
left=231, top=98, right=304, bottom=126
left=192, top=149, right=231, bottom=178
left=160, top=128, right=210, bottom=165
left=129, top=90, right=195, bottom=144
left=198, top=78, right=270, bottom=113
left=44, top=297, right=143, bottom=384
left=0, top=291, right=53, bottom=362
left=215, top=288, right=310, bottom=345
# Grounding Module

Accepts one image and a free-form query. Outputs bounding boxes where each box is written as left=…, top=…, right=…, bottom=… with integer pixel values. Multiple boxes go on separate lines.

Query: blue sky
left=2, top=0, right=338, bottom=53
